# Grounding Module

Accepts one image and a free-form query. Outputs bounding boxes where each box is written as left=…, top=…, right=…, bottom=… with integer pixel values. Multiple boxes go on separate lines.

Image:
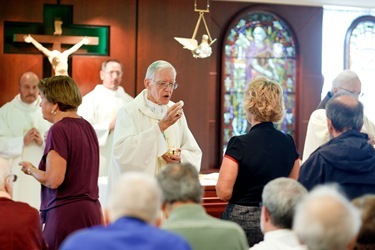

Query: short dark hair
left=326, top=93, right=363, bottom=132
left=352, top=194, right=375, bottom=248
left=101, top=59, right=123, bottom=72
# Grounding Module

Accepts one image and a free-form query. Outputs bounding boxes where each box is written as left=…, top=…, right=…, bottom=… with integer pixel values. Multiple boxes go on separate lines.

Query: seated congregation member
left=303, top=69, right=375, bottom=162
left=216, top=76, right=300, bottom=247
left=108, top=60, right=202, bottom=192
left=0, top=157, right=47, bottom=250
left=251, top=177, right=308, bottom=250
left=293, top=185, right=361, bottom=250
left=18, top=76, right=102, bottom=250
left=298, top=93, right=375, bottom=200
left=352, top=195, right=375, bottom=249
left=157, top=163, right=249, bottom=250
left=60, top=172, right=191, bottom=250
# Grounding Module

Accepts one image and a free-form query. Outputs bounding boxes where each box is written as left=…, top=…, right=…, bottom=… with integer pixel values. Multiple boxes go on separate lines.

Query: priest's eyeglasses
left=152, top=80, right=179, bottom=90
left=337, top=87, right=364, bottom=97
left=6, top=174, right=17, bottom=182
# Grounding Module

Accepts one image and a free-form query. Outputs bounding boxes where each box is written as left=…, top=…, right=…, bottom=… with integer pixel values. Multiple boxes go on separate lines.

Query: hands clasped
left=24, top=128, right=43, bottom=146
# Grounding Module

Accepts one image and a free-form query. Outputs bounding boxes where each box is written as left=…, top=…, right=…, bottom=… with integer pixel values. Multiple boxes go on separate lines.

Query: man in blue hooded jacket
left=298, top=93, right=375, bottom=200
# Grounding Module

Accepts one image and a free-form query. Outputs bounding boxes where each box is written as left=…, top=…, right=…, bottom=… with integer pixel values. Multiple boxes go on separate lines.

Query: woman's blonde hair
left=243, top=76, right=285, bottom=123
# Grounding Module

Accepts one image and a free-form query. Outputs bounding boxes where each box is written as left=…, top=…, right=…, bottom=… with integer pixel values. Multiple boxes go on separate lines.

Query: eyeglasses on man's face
left=337, top=87, right=364, bottom=97
left=152, top=80, right=178, bottom=90
left=6, top=174, right=17, bottom=182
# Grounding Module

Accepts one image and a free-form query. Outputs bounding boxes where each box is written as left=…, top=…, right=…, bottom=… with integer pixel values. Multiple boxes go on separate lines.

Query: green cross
left=4, top=4, right=109, bottom=77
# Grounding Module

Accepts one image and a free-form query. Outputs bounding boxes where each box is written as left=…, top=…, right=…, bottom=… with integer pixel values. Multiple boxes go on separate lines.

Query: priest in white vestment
left=0, top=72, right=51, bottom=209
left=108, top=60, right=202, bottom=195
left=78, top=59, right=134, bottom=177
left=78, top=60, right=133, bottom=206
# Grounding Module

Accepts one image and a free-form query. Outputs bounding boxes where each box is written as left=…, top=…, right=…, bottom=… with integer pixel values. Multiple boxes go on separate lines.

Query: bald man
left=302, top=70, right=375, bottom=162
left=0, top=72, right=51, bottom=209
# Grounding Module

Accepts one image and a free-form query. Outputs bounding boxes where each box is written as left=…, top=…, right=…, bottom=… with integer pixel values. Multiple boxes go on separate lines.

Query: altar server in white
left=78, top=59, right=134, bottom=177
left=108, top=60, right=202, bottom=193
left=0, top=71, right=51, bottom=209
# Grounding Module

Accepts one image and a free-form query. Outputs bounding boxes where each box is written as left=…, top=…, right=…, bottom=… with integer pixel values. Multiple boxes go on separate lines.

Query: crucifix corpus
left=13, top=20, right=99, bottom=76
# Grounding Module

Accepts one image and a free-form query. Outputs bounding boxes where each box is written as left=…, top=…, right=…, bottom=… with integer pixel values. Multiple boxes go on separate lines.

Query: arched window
left=345, top=16, right=375, bottom=122
left=222, top=10, right=297, bottom=153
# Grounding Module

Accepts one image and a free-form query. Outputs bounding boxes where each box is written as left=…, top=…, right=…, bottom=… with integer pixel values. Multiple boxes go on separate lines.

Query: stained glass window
left=345, top=16, right=375, bottom=123
left=222, top=11, right=297, bottom=153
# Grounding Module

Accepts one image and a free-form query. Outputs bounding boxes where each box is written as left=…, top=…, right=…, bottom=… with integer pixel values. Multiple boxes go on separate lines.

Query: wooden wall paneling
left=138, top=0, right=215, bottom=170
left=60, top=0, right=137, bottom=97
left=0, top=0, right=55, bottom=105
left=0, top=0, right=137, bottom=102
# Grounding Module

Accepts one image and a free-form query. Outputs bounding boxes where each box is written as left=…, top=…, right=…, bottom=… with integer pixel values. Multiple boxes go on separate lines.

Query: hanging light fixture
left=174, top=0, right=216, bottom=59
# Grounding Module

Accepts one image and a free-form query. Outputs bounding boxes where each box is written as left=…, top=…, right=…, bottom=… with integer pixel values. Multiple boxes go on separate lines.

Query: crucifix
left=4, top=4, right=109, bottom=77
left=16, top=29, right=97, bottom=76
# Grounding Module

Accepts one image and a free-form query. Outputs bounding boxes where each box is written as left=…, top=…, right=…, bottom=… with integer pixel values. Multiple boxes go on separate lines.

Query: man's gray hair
left=326, top=93, right=364, bottom=132
left=107, top=172, right=162, bottom=224
left=145, top=60, right=176, bottom=80
left=293, top=185, right=361, bottom=250
left=156, top=163, right=203, bottom=204
left=262, top=177, right=307, bottom=229
left=331, top=69, right=361, bottom=90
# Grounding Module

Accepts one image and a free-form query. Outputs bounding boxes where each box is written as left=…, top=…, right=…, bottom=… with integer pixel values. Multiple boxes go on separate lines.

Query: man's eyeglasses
left=337, top=87, right=364, bottom=97
left=152, top=80, right=178, bottom=90
left=6, top=174, right=17, bottom=182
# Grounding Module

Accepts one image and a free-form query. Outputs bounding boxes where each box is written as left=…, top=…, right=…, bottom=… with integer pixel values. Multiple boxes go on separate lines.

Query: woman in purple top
left=19, top=75, right=102, bottom=250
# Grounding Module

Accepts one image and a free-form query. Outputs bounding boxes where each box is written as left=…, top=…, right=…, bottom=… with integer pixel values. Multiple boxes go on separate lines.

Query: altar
left=98, top=172, right=227, bottom=218
left=199, top=173, right=228, bottom=218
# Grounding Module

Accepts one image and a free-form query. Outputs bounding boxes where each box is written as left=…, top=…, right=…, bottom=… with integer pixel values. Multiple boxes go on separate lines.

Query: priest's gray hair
left=293, top=185, right=361, bottom=250
left=262, top=177, right=307, bottom=229
left=145, top=60, right=176, bottom=80
left=156, top=163, right=203, bottom=204
left=108, top=172, right=163, bottom=224
left=331, top=69, right=361, bottom=92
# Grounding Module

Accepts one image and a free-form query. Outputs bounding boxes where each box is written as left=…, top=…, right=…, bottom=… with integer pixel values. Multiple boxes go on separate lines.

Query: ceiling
left=212, top=0, right=375, bottom=9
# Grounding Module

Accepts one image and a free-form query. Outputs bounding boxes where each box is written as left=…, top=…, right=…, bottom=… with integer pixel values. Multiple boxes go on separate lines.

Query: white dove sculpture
left=174, top=34, right=215, bottom=58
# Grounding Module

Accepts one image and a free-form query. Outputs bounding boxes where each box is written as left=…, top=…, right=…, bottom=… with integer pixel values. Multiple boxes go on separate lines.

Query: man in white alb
left=78, top=59, right=133, bottom=205
left=78, top=59, right=134, bottom=177
left=0, top=72, right=51, bottom=209
left=108, top=60, right=202, bottom=194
